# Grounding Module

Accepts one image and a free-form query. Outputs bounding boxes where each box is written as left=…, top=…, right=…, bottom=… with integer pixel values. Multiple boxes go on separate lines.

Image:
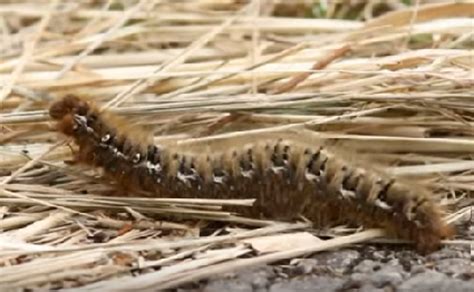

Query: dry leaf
left=243, top=232, right=322, bottom=254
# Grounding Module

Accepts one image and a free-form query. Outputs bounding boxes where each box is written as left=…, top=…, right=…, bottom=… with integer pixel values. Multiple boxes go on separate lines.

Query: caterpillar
left=49, top=95, right=454, bottom=253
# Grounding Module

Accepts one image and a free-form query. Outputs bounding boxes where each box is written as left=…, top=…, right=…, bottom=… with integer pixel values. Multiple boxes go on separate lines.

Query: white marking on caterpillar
left=374, top=199, right=392, bottom=211
left=213, top=174, right=225, bottom=184
left=241, top=169, right=254, bottom=178
left=340, top=189, right=356, bottom=199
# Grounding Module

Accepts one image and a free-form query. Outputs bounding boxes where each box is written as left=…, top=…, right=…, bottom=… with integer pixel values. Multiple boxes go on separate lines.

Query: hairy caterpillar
left=49, top=95, right=454, bottom=252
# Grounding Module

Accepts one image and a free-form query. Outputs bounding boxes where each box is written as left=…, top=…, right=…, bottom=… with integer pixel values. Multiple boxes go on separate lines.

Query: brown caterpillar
left=49, top=95, right=454, bottom=252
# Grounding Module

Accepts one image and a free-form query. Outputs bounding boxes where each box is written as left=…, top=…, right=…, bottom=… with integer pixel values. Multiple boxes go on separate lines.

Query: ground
left=178, top=225, right=473, bottom=292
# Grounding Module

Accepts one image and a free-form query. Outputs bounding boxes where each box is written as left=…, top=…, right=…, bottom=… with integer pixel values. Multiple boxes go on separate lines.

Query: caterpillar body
left=49, top=95, right=454, bottom=252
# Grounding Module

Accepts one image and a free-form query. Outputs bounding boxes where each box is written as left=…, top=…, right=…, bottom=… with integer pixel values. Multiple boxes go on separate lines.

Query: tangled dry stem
left=0, top=1, right=473, bottom=290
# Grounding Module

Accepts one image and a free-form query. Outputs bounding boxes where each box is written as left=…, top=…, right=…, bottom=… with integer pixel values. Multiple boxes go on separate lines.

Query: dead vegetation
left=0, top=0, right=473, bottom=290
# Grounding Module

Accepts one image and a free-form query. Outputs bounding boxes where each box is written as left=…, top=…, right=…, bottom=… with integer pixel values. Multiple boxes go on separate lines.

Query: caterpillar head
left=49, top=95, right=93, bottom=137
left=49, top=95, right=90, bottom=120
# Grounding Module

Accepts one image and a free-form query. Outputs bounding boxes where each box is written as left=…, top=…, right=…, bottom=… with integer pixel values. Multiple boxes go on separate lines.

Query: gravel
left=177, top=225, right=474, bottom=292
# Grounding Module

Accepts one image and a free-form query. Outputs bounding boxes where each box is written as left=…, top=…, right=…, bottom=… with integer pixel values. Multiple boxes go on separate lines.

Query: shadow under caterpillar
left=49, top=95, right=454, bottom=253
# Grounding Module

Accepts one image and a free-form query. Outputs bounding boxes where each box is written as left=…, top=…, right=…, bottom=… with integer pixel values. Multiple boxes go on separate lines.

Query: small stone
left=269, top=276, right=343, bottom=292
left=399, top=271, right=474, bottom=292
left=353, top=263, right=405, bottom=289
left=467, top=225, right=474, bottom=237
left=411, top=264, right=427, bottom=274
left=202, top=266, right=274, bottom=292
left=251, top=273, right=270, bottom=289
left=372, top=250, right=386, bottom=261
left=371, top=270, right=404, bottom=288
left=353, top=260, right=381, bottom=274
left=311, top=249, right=360, bottom=272
left=177, top=288, right=198, bottom=292
left=237, top=267, right=275, bottom=289
left=396, top=250, right=423, bottom=272
left=203, top=280, right=252, bottom=292
left=428, top=247, right=465, bottom=261
left=341, top=273, right=370, bottom=290
left=435, top=258, right=473, bottom=278
left=358, top=284, right=387, bottom=292
left=292, top=259, right=318, bottom=275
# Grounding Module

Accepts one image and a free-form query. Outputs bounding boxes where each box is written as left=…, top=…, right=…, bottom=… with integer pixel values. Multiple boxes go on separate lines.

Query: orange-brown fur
left=49, top=95, right=454, bottom=252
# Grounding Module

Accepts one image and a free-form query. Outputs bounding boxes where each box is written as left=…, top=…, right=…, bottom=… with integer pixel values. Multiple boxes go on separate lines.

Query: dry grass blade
left=8, top=211, right=71, bottom=241
left=365, top=2, right=474, bottom=28
left=270, top=43, right=352, bottom=94
left=104, top=2, right=247, bottom=109
left=55, top=0, right=150, bottom=79
left=0, top=0, right=58, bottom=102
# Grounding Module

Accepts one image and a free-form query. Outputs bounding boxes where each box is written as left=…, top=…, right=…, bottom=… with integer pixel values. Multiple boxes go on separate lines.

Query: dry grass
left=0, top=0, right=473, bottom=290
